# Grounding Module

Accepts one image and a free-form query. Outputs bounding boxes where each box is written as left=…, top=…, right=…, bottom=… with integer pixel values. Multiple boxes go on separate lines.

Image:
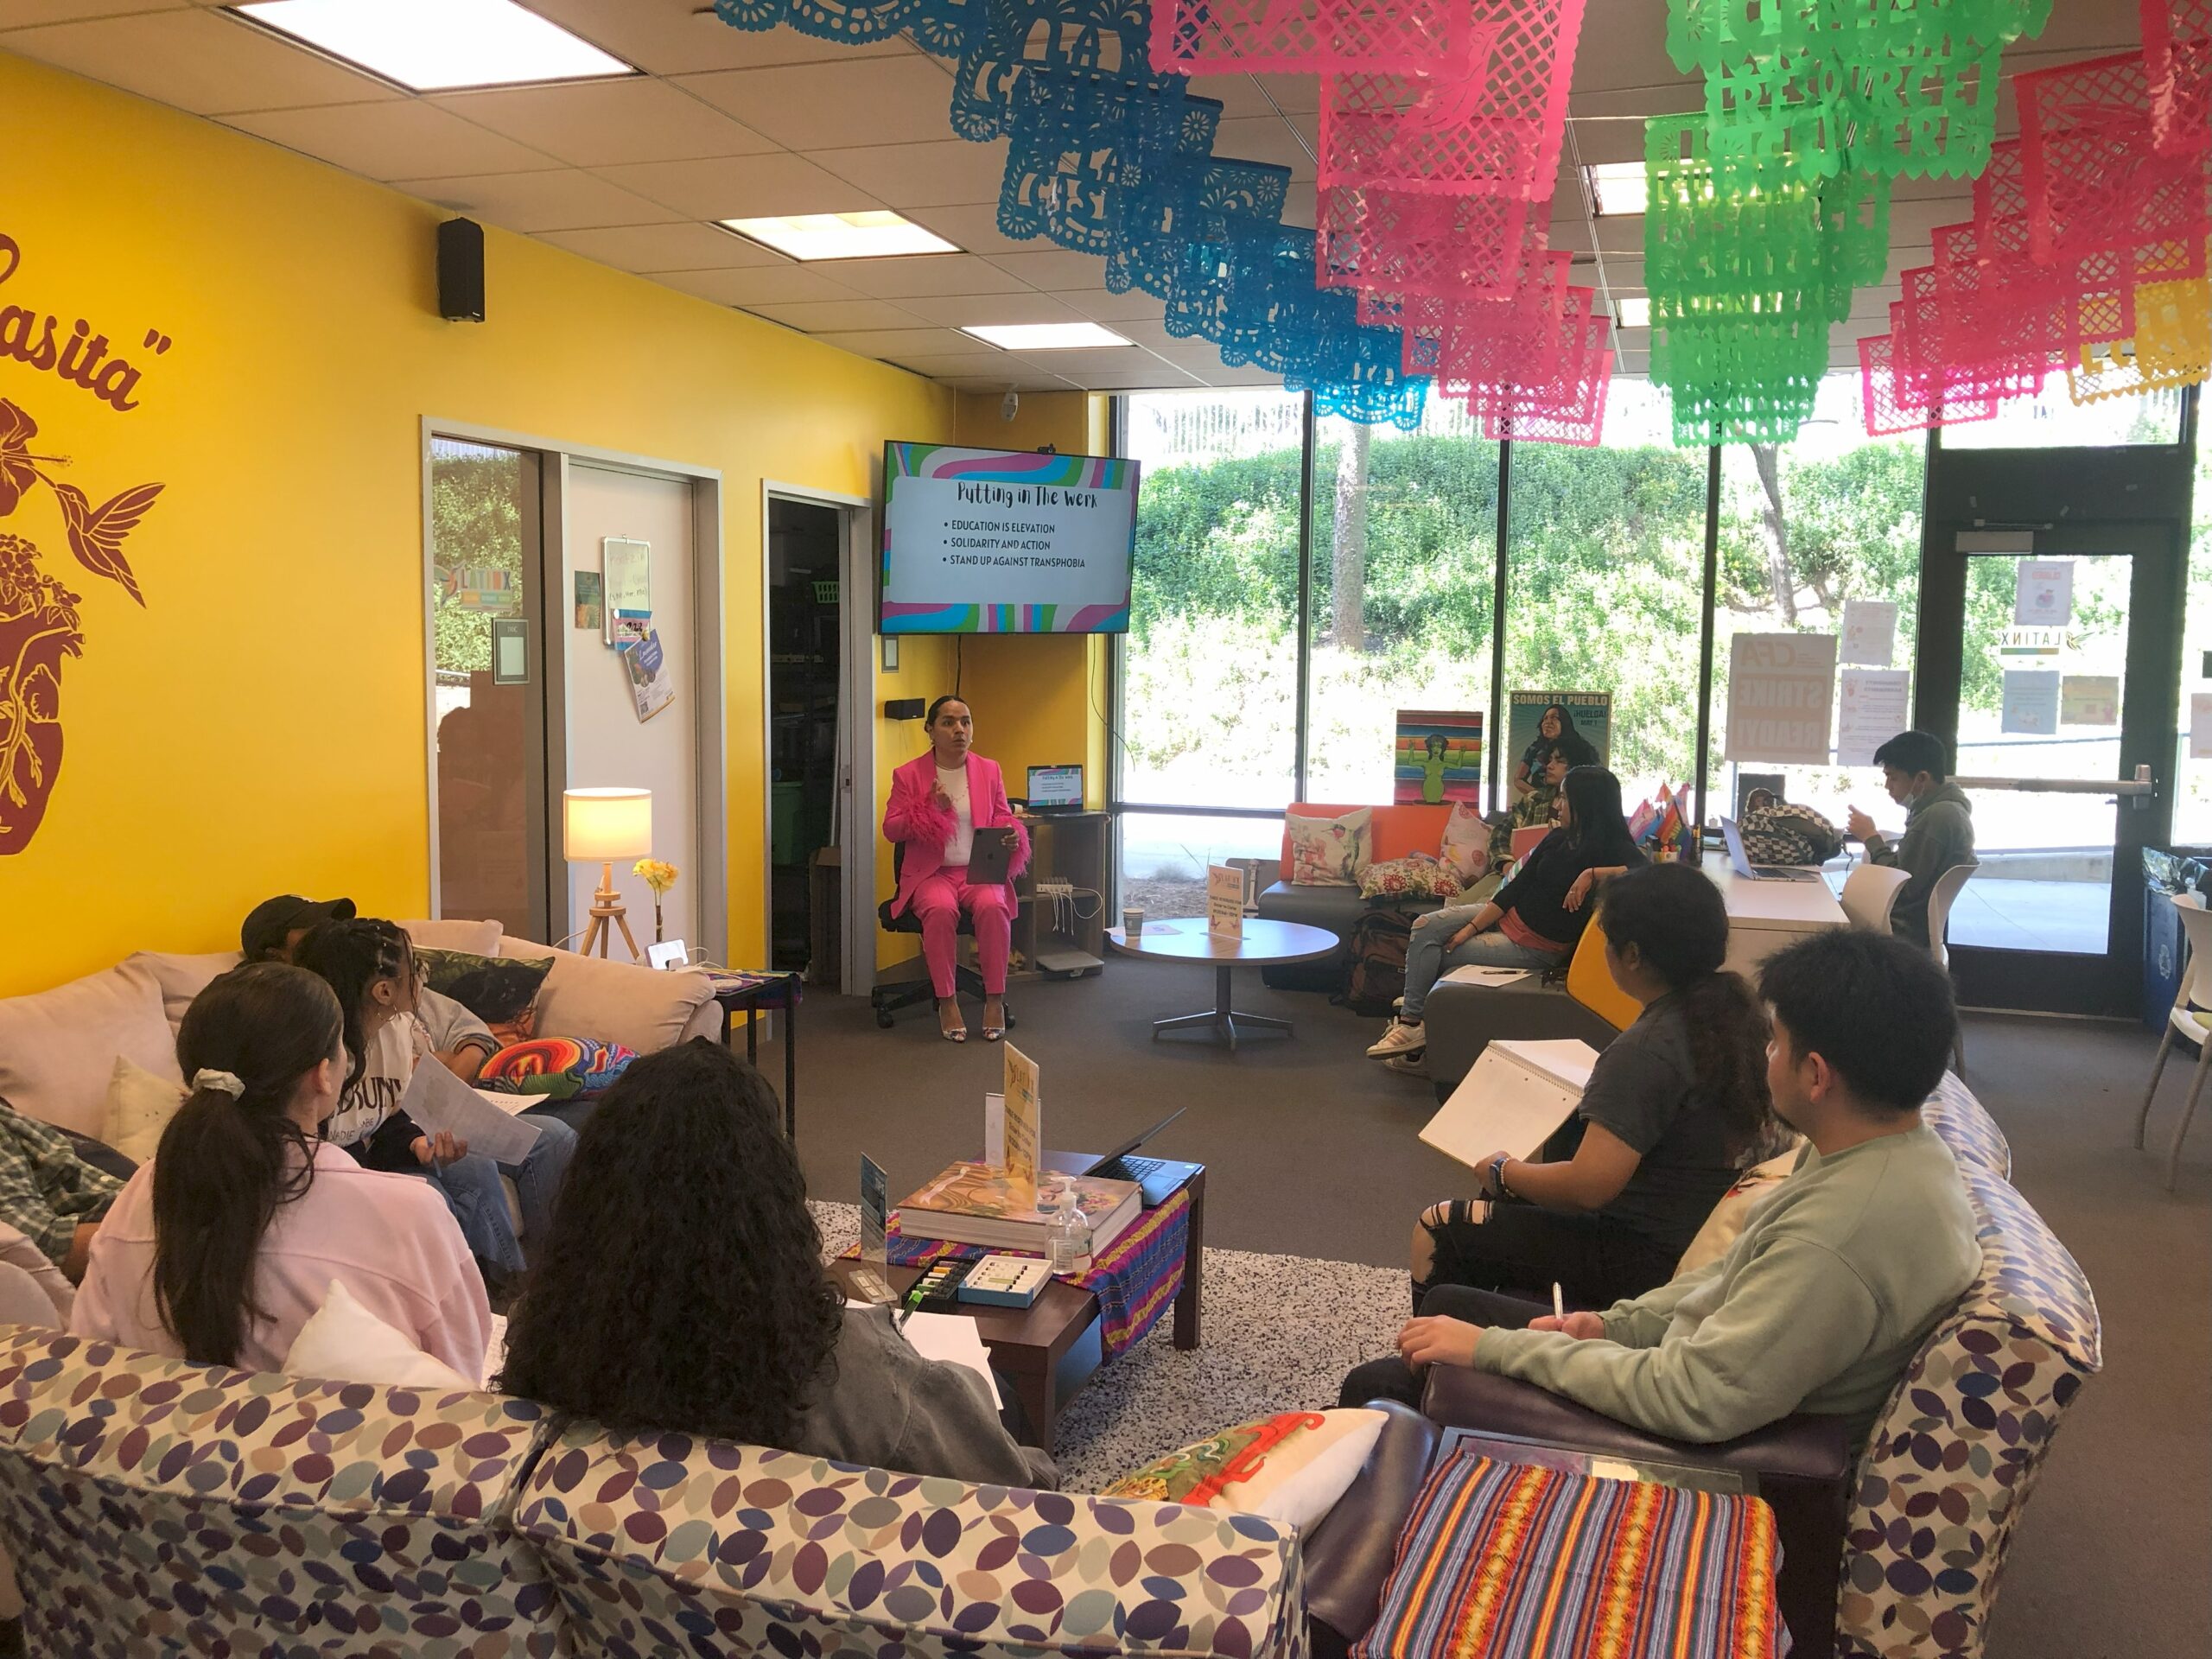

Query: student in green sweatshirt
left=1845, top=729, right=1975, bottom=948
left=1357, top=927, right=1980, bottom=1452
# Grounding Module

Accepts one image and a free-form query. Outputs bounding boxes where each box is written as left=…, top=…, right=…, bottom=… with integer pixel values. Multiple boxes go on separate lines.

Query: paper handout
left=1419, top=1039, right=1599, bottom=1169
left=850, top=1302, right=1001, bottom=1407
left=398, top=1056, right=544, bottom=1165
left=1441, top=965, right=1540, bottom=988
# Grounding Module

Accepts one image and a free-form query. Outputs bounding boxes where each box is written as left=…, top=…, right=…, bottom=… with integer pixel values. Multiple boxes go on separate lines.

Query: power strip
left=1035, top=879, right=1074, bottom=898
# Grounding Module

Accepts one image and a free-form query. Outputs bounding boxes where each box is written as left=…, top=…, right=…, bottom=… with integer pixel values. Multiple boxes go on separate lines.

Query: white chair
left=1925, top=861, right=1976, bottom=1074
left=1839, top=864, right=1911, bottom=933
left=2134, top=890, right=2212, bottom=1190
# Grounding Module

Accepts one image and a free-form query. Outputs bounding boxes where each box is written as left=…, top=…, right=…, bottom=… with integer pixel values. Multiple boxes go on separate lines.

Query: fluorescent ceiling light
left=1615, top=296, right=1651, bottom=328
left=233, top=0, right=631, bottom=92
left=720, top=212, right=957, bottom=261
left=1584, top=161, right=1648, bottom=218
left=963, top=323, right=1134, bottom=350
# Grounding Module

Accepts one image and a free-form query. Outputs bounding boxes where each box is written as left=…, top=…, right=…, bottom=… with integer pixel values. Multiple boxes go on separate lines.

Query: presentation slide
left=880, top=442, right=1138, bottom=634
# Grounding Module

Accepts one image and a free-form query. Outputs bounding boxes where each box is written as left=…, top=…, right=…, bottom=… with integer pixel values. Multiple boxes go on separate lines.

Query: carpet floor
left=810, top=1203, right=1406, bottom=1495
left=756, top=963, right=2210, bottom=1659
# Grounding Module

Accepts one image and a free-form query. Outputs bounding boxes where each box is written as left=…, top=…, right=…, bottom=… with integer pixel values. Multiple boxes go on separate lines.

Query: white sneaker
left=1382, top=1052, right=1431, bottom=1079
left=1366, top=1019, right=1427, bottom=1059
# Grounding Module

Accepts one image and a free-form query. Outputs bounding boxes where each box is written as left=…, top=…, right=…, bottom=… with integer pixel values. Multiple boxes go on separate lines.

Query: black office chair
left=871, top=841, right=1017, bottom=1031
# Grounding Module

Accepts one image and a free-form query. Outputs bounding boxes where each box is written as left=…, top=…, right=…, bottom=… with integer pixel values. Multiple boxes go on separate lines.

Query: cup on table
left=1122, top=906, right=1144, bottom=939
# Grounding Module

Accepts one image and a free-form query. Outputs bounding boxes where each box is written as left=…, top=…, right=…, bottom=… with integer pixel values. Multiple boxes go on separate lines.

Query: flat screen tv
left=879, top=441, right=1139, bottom=634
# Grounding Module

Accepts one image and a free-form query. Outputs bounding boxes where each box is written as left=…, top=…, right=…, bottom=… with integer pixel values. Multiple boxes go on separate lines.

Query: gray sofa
left=1255, top=880, right=1443, bottom=989
left=1421, top=969, right=1619, bottom=1096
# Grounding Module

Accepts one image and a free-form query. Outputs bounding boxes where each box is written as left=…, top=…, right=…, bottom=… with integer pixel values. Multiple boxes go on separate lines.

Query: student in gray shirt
left=1379, top=928, right=1980, bottom=1452
left=499, top=1040, right=1054, bottom=1491
left=1846, top=729, right=1975, bottom=948
left=1405, top=863, right=1781, bottom=1314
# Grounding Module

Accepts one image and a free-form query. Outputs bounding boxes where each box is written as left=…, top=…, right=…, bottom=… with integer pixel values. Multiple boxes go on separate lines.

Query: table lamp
left=563, top=786, right=652, bottom=959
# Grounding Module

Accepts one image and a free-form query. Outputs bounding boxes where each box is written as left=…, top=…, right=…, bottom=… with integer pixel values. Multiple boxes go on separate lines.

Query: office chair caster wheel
left=874, top=1009, right=894, bottom=1029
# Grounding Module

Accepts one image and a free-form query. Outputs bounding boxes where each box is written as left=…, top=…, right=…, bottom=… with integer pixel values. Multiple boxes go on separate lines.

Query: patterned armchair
left=1418, top=1077, right=2098, bottom=1659
left=0, top=1329, right=562, bottom=1656
left=512, top=1421, right=1310, bottom=1658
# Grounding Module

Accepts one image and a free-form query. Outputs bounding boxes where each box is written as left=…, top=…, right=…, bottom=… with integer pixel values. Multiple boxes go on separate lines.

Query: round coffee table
left=1107, top=917, right=1340, bottom=1048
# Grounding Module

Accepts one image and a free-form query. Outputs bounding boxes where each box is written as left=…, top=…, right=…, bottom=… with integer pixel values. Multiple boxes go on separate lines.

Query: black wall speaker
left=884, top=697, right=926, bottom=721
left=437, top=218, right=486, bottom=322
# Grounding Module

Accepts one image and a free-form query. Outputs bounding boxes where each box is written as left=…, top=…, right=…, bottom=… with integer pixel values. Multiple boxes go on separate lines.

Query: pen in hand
left=1552, top=1282, right=1565, bottom=1324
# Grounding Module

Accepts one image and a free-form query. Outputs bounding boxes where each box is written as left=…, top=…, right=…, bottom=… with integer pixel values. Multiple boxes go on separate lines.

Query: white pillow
left=518, top=938, right=716, bottom=1054
left=1440, top=803, right=1491, bottom=881
left=0, top=965, right=180, bottom=1140
left=399, top=918, right=502, bottom=956
left=104, top=1056, right=187, bottom=1165
left=286, top=1279, right=474, bottom=1392
left=1285, top=808, right=1373, bottom=887
left=1103, top=1408, right=1388, bottom=1532
left=1672, top=1148, right=1802, bottom=1278
left=124, top=950, right=245, bottom=1033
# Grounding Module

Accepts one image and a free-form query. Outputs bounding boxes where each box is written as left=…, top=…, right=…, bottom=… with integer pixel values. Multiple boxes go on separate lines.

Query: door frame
left=761, top=480, right=876, bottom=995
left=422, top=419, right=727, bottom=968
left=1916, top=431, right=2197, bottom=1015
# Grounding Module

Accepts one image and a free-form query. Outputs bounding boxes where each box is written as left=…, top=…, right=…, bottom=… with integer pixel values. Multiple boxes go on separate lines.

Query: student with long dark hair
left=1370, top=766, right=1645, bottom=1075
left=294, top=918, right=576, bottom=1281
left=499, top=1040, right=1055, bottom=1489
left=72, top=963, right=488, bottom=1375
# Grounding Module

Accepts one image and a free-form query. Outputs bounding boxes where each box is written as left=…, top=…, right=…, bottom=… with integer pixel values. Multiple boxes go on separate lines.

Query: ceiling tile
left=679, top=56, right=956, bottom=150
left=1092, top=316, right=1177, bottom=349
left=432, top=79, right=779, bottom=168
left=1280, top=178, right=1316, bottom=227
left=899, top=202, right=1033, bottom=256
left=899, top=290, right=1085, bottom=327
left=812, top=138, right=1011, bottom=209
left=391, top=168, right=682, bottom=233
left=652, top=264, right=865, bottom=306
left=1059, top=288, right=1170, bottom=323
left=1247, top=73, right=1319, bottom=115
left=594, top=152, right=879, bottom=219
left=811, top=327, right=996, bottom=357
left=1051, top=364, right=1203, bottom=391
left=4, top=8, right=398, bottom=114
left=522, top=0, right=913, bottom=75
left=1214, top=115, right=1315, bottom=181
left=945, top=371, right=1076, bottom=391
left=534, top=220, right=786, bottom=272
left=825, top=254, right=1030, bottom=299
left=0, top=1, right=187, bottom=25
left=223, top=101, right=551, bottom=181
left=1181, top=73, right=1281, bottom=119
left=1000, top=346, right=1154, bottom=378
left=887, top=352, right=1026, bottom=376
left=1569, top=0, right=1685, bottom=99
left=742, top=297, right=929, bottom=331
left=985, top=248, right=1109, bottom=290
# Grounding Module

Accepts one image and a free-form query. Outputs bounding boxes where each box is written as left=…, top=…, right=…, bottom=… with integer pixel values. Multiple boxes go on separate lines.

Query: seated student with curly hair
left=498, top=1040, right=1056, bottom=1490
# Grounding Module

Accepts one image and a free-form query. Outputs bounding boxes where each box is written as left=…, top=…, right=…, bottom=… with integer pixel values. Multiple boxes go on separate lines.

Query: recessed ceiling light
left=719, top=212, right=957, bottom=261
left=1615, top=296, right=1652, bottom=328
left=963, top=323, right=1134, bottom=350
left=233, top=0, right=631, bottom=91
left=1584, top=161, right=1648, bottom=218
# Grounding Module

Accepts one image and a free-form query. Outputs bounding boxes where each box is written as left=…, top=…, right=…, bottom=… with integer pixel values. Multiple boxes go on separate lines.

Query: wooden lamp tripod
left=563, top=787, right=652, bottom=961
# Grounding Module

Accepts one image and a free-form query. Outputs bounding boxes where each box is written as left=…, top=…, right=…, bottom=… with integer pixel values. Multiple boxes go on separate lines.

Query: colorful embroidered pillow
left=1286, top=808, right=1372, bottom=887
left=412, top=948, right=555, bottom=1046
left=479, top=1036, right=638, bottom=1101
left=1358, top=854, right=1464, bottom=903
left=1440, top=803, right=1490, bottom=881
left=1100, top=1408, right=1386, bottom=1532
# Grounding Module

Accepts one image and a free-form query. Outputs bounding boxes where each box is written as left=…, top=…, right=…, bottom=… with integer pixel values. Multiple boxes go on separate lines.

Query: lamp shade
left=563, top=787, right=652, bottom=861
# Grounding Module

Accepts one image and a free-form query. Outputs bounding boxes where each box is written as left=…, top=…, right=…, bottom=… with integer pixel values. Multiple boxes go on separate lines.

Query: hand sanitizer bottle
left=1046, top=1187, right=1092, bottom=1276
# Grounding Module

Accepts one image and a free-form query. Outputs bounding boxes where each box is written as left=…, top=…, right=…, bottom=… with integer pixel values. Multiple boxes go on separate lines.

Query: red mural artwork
left=0, top=236, right=167, bottom=855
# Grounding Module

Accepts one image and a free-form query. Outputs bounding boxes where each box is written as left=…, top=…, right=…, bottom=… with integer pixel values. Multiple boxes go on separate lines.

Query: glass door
left=1916, top=524, right=2183, bottom=1014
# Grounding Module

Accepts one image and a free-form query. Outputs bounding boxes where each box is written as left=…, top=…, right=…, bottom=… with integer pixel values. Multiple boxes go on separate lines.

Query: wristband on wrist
left=1488, top=1154, right=1512, bottom=1199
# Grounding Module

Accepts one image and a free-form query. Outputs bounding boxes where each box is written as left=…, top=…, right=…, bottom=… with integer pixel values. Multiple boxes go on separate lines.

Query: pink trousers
left=909, top=865, right=1013, bottom=998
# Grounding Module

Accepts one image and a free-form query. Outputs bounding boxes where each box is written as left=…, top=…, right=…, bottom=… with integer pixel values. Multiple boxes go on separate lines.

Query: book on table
left=893, top=1161, right=1142, bottom=1255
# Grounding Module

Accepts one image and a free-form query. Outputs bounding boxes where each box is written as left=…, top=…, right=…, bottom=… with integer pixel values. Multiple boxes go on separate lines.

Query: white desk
left=1703, top=863, right=1849, bottom=976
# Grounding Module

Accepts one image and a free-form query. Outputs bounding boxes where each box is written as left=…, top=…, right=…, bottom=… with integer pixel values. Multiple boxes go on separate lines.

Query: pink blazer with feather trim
left=883, top=752, right=1033, bottom=918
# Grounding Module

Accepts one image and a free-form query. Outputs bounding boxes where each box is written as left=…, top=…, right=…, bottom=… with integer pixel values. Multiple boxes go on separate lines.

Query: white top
left=938, top=764, right=974, bottom=868
left=1703, top=863, right=1850, bottom=930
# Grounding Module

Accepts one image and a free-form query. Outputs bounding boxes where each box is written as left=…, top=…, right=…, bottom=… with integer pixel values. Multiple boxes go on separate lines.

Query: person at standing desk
left=884, top=696, right=1031, bottom=1044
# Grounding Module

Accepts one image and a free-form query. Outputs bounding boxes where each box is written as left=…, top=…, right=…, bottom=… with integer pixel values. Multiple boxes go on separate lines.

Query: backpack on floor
left=1334, top=907, right=1415, bottom=1016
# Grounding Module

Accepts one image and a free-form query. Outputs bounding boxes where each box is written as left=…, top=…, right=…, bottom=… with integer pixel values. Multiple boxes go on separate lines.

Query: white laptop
left=1719, top=816, right=1823, bottom=882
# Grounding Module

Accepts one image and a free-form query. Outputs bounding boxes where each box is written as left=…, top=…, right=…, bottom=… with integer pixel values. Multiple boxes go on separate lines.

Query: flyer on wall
left=624, top=626, right=676, bottom=723
left=1505, top=692, right=1611, bottom=799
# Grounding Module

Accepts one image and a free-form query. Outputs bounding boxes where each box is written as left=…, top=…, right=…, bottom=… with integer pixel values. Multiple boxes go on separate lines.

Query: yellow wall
left=0, top=51, right=957, bottom=997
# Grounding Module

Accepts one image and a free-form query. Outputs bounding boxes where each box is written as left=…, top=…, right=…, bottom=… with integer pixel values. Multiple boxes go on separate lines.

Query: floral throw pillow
left=1286, top=807, right=1371, bottom=887
left=479, top=1036, right=639, bottom=1101
left=1359, top=854, right=1464, bottom=903
left=1101, top=1408, right=1387, bottom=1532
left=1440, top=802, right=1491, bottom=881
left=412, top=948, right=555, bottom=1047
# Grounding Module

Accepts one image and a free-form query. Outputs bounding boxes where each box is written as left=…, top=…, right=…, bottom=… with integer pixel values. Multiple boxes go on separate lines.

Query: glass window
left=1306, top=406, right=1500, bottom=802
left=1119, top=810, right=1287, bottom=925
left=1505, top=378, right=1710, bottom=809
left=1707, top=372, right=1927, bottom=843
left=2175, top=410, right=2212, bottom=846
left=1941, top=382, right=2188, bottom=449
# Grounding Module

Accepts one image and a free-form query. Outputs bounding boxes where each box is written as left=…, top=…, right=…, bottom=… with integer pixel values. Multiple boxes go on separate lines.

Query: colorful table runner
left=1356, top=1448, right=1786, bottom=1659
left=842, top=1188, right=1190, bottom=1361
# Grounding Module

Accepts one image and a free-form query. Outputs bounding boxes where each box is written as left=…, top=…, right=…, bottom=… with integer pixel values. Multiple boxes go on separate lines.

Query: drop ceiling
left=0, top=0, right=2156, bottom=392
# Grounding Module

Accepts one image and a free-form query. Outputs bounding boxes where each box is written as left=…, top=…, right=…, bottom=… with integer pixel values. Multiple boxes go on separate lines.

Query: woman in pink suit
left=884, top=696, right=1031, bottom=1042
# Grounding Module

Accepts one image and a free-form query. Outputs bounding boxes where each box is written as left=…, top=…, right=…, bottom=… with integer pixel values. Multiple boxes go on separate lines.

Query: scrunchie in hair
left=190, top=1070, right=245, bottom=1099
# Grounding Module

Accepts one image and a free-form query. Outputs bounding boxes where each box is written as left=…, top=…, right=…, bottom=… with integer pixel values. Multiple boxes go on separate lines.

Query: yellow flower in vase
left=632, top=858, right=679, bottom=943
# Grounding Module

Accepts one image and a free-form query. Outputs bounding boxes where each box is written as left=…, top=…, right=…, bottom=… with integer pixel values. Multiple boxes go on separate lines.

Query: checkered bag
left=1740, top=804, right=1843, bottom=868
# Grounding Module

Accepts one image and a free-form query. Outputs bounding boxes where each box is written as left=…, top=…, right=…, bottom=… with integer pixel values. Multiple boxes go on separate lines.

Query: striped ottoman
left=1355, top=1448, right=1787, bottom=1658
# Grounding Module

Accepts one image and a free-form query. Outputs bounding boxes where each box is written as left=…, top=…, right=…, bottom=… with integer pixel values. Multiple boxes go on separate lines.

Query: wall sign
left=0, top=233, right=168, bottom=855
left=1725, top=633, right=1837, bottom=765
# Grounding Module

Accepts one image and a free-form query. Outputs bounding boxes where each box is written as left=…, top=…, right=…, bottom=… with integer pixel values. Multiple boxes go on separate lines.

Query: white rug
left=811, top=1202, right=1408, bottom=1492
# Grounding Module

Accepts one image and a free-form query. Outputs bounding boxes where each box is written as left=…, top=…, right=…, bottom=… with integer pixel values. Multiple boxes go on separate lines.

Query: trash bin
left=2142, top=849, right=2204, bottom=1033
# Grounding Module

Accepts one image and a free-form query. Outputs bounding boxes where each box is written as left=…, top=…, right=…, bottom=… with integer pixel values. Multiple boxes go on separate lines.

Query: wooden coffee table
left=1107, top=917, right=1339, bottom=1047
left=830, top=1157, right=1205, bottom=1455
